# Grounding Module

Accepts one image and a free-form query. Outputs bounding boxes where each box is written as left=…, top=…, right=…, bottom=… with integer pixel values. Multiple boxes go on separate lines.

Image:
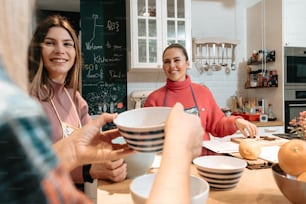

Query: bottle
left=268, top=104, right=276, bottom=120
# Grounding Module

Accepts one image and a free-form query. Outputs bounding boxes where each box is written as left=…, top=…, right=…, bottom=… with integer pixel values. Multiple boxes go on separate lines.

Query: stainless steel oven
left=284, top=47, right=306, bottom=87
left=284, top=47, right=306, bottom=133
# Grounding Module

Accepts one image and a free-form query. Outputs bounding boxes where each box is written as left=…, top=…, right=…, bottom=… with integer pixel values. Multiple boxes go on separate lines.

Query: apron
left=50, top=88, right=82, bottom=138
left=164, top=85, right=200, bottom=116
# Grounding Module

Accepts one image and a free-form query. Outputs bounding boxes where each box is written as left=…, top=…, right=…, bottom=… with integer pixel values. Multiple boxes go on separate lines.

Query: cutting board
left=229, top=152, right=273, bottom=169
left=230, top=136, right=288, bottom=146
left=229, top=136, right=288, bottom=169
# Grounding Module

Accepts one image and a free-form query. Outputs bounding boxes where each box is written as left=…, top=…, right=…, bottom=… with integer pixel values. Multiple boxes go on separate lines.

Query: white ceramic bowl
left=130, top=173, right=209, bottom=204
left=193, top=155, right=247, bottom=190
left=113, top=107, right=171, bottom=153
left=112, top=136, right=155, bottom=179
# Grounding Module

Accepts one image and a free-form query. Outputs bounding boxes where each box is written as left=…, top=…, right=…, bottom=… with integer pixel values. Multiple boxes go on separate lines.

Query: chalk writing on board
left=106, top=19, right=120, bottom=32
left=81, top=0, right=127, bottom=117
left=85, top=14, right=104, bottom=51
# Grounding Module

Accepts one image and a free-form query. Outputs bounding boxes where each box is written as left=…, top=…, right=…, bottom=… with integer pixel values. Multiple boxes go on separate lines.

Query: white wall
left=127, top=0, right=259, bottom=109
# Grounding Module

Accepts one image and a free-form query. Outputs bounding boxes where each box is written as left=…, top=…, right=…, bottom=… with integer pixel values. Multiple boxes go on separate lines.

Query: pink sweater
left=144, top=75, right=240, bottom=141
left=34, top=80, right=91, bottom=183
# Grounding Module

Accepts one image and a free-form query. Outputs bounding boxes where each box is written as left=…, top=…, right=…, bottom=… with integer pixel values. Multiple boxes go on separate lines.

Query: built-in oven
left=284, top=87, right=306, bottom=133
left=284, top=47, right=306, bottom=133
left=284, top=47, right=306, bottom=87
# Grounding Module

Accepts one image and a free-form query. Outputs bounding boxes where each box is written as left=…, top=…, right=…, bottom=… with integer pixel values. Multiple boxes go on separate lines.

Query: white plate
left=193, top=155, right=247, bottom=173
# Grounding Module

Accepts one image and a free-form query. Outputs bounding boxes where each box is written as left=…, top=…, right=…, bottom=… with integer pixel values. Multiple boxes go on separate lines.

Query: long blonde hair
left=0, top=0, right=34, bottom=92
left=28, top=15, right=82, bottom=101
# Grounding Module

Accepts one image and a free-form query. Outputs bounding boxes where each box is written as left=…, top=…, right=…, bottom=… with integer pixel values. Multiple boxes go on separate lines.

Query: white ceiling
left=36, top=0, right=80, bottom=12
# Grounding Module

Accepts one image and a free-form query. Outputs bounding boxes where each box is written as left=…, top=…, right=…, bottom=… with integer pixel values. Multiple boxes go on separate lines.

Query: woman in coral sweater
left=144, top=43, right=258, bottom=155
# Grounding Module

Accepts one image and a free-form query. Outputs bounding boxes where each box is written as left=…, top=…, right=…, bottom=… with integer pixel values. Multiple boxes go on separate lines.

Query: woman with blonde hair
left=28, top=15, right=128, bottom=188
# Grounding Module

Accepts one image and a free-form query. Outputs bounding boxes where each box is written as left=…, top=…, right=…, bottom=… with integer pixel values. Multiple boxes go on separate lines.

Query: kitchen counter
left=97, top=164, right=290, bottom=204
left=251, top=120, right=283, bottom=127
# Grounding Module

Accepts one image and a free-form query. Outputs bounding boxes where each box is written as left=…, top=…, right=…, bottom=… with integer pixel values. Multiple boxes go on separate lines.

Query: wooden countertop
left=97, top=164, right=290, bottom=204
left=251, top=120, right=283, bottom=127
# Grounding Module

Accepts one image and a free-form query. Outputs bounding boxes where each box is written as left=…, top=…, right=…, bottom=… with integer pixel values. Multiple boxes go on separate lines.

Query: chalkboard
left=80, top=0, right=127, bottom=116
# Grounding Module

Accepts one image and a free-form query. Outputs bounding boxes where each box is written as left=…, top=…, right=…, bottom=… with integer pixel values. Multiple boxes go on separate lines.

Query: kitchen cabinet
left=283, top=0, right=306, bottom=47
left=126, top=0, right=191, bottom=71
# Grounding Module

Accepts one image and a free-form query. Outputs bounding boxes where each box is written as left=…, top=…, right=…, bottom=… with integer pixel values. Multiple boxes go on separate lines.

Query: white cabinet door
left=127, top=0, right=191, bottom=71
left=283, top=0, right=306, bottom=47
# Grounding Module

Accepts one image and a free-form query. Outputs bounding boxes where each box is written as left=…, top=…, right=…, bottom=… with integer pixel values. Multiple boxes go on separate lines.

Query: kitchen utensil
left=202, top=44, right=209, bottom=72
left=130, top=173, right=209, bottom=204
left=113, top=107, right=171, bottom=153
left=193, top=155, right=246, bottom=190
left=195, top=45, right=204, bottom=73
left=211, top=43, right=221, bottom=71
left=231, top=44, right=236, bottom=70
left=222, top=43, right=231, bottom=74
left=272, top=164, right=306, bottom=204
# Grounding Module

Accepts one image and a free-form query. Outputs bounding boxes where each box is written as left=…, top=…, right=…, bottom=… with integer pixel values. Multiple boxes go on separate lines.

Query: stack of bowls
left=193, top=155, right=247, bottom=190
left=130, top=173, right=210, bottom=204
left=113, top=107, right=171, bottom=153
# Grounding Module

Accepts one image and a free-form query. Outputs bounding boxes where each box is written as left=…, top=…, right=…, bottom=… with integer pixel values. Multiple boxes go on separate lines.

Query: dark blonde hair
left=28, top=15, right=82, bottom=101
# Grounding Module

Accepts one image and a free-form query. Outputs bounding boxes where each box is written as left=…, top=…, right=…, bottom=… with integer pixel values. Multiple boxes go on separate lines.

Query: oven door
left=284, top=100, right=306, bottom=133
left=284, top=47, right=306, bottom=86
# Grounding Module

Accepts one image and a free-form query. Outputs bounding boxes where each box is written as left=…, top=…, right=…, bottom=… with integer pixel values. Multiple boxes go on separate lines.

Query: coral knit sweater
left=34, top=80, right=91, bottom=183
left=144, top=75, right=240, bottom=142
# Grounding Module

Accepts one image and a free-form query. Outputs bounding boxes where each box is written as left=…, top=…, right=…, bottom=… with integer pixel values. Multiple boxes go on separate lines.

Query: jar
left=250, top=71, right=258, bottom=87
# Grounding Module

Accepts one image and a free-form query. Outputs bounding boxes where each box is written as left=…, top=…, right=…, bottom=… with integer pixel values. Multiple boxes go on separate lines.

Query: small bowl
left=113, top=107, right=171, bottom=153
left=112, top=136, right=155, bottom=179
left=130, top=173, right=209, bottom=204
left=272, top=163, right=306, bottom=203
left=193, top=155, right=247, bottom=173
left=193, top=155, right=246, bottom=190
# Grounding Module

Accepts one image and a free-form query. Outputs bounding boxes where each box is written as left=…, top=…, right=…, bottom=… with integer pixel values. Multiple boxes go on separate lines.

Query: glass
left=148, top=0, right=156, bottom=17
left=138, top=19, right=146, bottom=37
left=148, top=19, right=156, bottom=37
left=149, top=39, right=157, bottom=63
left=137, top=0, right=145, bottom=17
left=177, top=21, right=185, bottom=39
left=138, top=39, right=146, bottom=63
left=177, top=40, right=185, bottom=47
left=177, top=0, right=185, bottom=18
left=167, top=0, right=175, bottom=18
left=167, top=20, right=175, bottom=38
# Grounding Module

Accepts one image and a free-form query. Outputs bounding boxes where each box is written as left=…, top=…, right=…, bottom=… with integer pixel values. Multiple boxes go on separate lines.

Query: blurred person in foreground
left=0, top=0, right=133, bottom=202
left=144, top=43, right=258, bottom=155
left=28, top=15, right=127, bottom=189
left=0, top=0, right=203, bottom=203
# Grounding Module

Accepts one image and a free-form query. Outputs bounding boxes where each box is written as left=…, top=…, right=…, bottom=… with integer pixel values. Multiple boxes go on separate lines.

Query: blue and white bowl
left=193, top=155, right=247, bottom=190
left=113, top=107, right=171, bottom=153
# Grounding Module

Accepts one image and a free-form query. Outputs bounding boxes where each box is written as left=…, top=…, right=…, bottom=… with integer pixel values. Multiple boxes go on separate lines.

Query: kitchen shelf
left=247, top=60, right=275, bottom=65
left=245, top=86, right=278, bottom=89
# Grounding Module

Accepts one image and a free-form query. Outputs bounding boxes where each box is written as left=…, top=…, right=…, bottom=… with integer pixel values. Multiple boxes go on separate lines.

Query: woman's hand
left=164, top=102, right=204, bottom=160
left=53, top=113, right=135, bottom=172
left=90, top=159, right=127, bottom=182
left=235, top=118, right=258, bottom=138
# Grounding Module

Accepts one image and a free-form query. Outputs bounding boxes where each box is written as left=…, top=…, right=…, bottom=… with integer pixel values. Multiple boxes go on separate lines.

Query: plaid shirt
left=0, top=66, right=91, bottom=203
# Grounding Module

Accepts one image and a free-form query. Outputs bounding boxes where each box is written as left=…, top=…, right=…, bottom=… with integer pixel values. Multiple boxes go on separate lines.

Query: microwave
left=284, top=47, right=306, bottom=87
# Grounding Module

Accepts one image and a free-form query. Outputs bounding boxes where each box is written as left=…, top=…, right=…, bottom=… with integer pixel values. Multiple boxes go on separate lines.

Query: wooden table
left=97, top=165, right=290, bottom=204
